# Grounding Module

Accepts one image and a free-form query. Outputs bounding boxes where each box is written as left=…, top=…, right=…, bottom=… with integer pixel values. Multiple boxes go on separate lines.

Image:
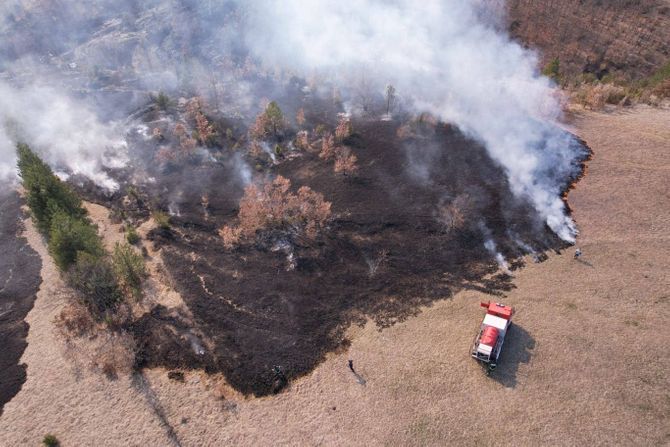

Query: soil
left=0, top=191, right=41, bottom=415
left=135, top=105, right=670, bottom=446
left=0, top=207, right=172, bottom=446
left=135, top=118, right=583, bottom=396
left=0, top=105, right=667, bottom=446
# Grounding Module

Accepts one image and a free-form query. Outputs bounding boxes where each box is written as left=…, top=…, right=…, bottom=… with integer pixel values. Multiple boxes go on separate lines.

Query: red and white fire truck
left=471, top=301, right=514, bottom=372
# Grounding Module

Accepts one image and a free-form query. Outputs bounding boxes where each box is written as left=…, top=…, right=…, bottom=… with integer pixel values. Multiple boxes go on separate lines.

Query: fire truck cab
left=471, top=301, right=514, bottom=372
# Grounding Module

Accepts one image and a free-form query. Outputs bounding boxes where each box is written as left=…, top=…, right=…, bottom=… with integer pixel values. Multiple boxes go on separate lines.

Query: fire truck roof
left=481, top=301, right=513, bottom=319
left=483, top=313, right=509, bottom=331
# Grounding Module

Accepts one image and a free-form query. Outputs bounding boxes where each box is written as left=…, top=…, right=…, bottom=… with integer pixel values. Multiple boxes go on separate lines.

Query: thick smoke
left=0, top=0, right=584, bottom=242
left=0, top=81, right=126, bottom=190
left=240, top=0, right=583, bottom=241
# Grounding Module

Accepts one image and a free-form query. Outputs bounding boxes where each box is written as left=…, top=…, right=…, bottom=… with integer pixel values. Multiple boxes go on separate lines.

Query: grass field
left=0, top=105, right=668, bottom=446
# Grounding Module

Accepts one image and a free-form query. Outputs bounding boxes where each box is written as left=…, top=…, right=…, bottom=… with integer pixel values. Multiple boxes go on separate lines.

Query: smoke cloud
left=0, top=0, right=585, bottom=241
left=0, top=81, right=126, bottom=190
left=239, top=0, right=584, bottom=241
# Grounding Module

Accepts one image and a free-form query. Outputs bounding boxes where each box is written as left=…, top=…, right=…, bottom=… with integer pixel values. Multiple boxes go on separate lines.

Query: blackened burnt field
left=119, top=115, right=584, bottom=397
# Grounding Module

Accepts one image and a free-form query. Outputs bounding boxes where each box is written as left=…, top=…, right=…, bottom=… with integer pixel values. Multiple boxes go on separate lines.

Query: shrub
left=334, top=147, right=359, bottom=176
left=218, top=225, right=242, bottom=249
left=54, top=301, right=96, bottom=339
left=91, top=332, right=136, bottom=379
left=542, top=57, right=560, bottom=81
left=386, top=84, right=396, bottom=115
left=111, top=243, right=147, bottom=300
left=48, top=211, right=104, bottom=271
left=42, top=434, right=59, bottom=447
left=126, top=225, right=140, bottom=245
left=334, top=116, right=353, bottom=142
left=66, top=253, right=122, bottom=317
left=294, top=130, right=310, bottom=150
left=250, top=101, right=286, bottom=140
left=652, top=79, right=670, bottom=98
left=319, top=133, right=336, bottom=160
left=153, top=211, right=171, bottom=229
left=573, top=83, right=627, bottom=110
left=438, top=194, right=472, bottom=232
left=154, top=91, right=171, bottom=111
left=17, top=143, right=87, bottom=234
left=296, top=107, right=306, bottom=127
left=196, top=113, right=215, bottom=144
left=643, top=60, right=670, bottom=88
left=219, top=175, right=331, bottom=246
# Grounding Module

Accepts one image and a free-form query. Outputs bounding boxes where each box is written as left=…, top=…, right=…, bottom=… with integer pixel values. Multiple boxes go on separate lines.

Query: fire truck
left=471, top=301, right=514, bottom=372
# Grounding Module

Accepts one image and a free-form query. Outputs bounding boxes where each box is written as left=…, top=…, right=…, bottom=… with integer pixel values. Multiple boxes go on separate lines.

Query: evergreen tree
left=16, top=143, right=86, bottom=234
left=48, top=210, right=104, bottom=271
left=66, top=252, right=122, bottom=316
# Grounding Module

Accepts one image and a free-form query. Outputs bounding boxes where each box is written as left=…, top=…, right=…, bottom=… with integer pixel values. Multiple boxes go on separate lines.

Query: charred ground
left=76, top=94, right=588, bottom=396
left=0, top=192, right=41, bottom=414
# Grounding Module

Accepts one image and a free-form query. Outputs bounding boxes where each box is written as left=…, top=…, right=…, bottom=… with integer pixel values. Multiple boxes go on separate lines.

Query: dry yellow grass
left=1, top=106, right=668, bottom=446
left=0, top=215, right=171, bottom=446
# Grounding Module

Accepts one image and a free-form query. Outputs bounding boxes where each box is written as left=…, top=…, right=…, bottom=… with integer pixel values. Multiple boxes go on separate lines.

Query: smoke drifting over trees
left=0, top=0, right=586, bottom=241
left=240, top=0, right=587, bottom=241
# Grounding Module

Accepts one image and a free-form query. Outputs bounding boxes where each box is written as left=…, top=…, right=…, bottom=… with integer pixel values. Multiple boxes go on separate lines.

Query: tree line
left=17, top=144, right=145, bottom=319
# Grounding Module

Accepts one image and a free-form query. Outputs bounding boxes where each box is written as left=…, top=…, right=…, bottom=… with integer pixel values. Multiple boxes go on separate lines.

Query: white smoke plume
left=0, top=81, right=126, bottom=191
left=240, top=0, right=583, bottom=242
left=0, top=0, right=584, bottom=242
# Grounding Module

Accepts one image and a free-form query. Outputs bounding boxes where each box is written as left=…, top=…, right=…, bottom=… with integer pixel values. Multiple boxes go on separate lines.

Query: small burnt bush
left=91, top=332, right=136, bottom=379
left=219, top=175, right=331, bottom=248
left=54, top=301, right=96, bottom=339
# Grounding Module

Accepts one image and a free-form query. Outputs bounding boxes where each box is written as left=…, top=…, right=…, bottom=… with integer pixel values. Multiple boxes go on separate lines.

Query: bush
left=573, top=83, right=627, bottom=110
left=42, top=434, right=59, bottom=447
left=652, top=79, right=670, bottom=98
left=250, top=101, right=286, bottom=140
left=334, top=116, right=353, bottom=142
left=17, top=143, right=87, bottom=234
left=111, top=243, right=147, bottom=300
left=542, top=57, right=560, bottom=81
left=48, top=211, right=104, bottom=271
left=66, top=253, right=122, bottom=317
left=54, top=301, right=96, bottom=339
left=333, top=147, right=359, bottom=176
left=154, top=91, right=171, bottom=111
left=438, top=194, right=472, bottom=232
left=319, top=133, right=336, bottom=160
left=643, top=60, right=670, bottom=88
left=91, top=332, right=136, bottom=379
left=296, top=107, right=306, bottom=127
left=152, top=211, right=171, bottom=229
left=219, top=175, right=331, bottom=247
left=125, top=225, right=140, bottom=245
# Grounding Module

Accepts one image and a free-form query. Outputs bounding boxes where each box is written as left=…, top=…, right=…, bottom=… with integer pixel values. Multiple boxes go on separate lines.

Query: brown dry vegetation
left=2, top=106, right=667, bottom=446
left=145, top=105, right=669, bottom=446
left=219, top=175, right=332, bottom=248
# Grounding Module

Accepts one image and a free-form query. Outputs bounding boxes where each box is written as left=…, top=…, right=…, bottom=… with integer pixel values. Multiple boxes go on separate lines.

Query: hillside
left=507, top=0, right=670, bottom=80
